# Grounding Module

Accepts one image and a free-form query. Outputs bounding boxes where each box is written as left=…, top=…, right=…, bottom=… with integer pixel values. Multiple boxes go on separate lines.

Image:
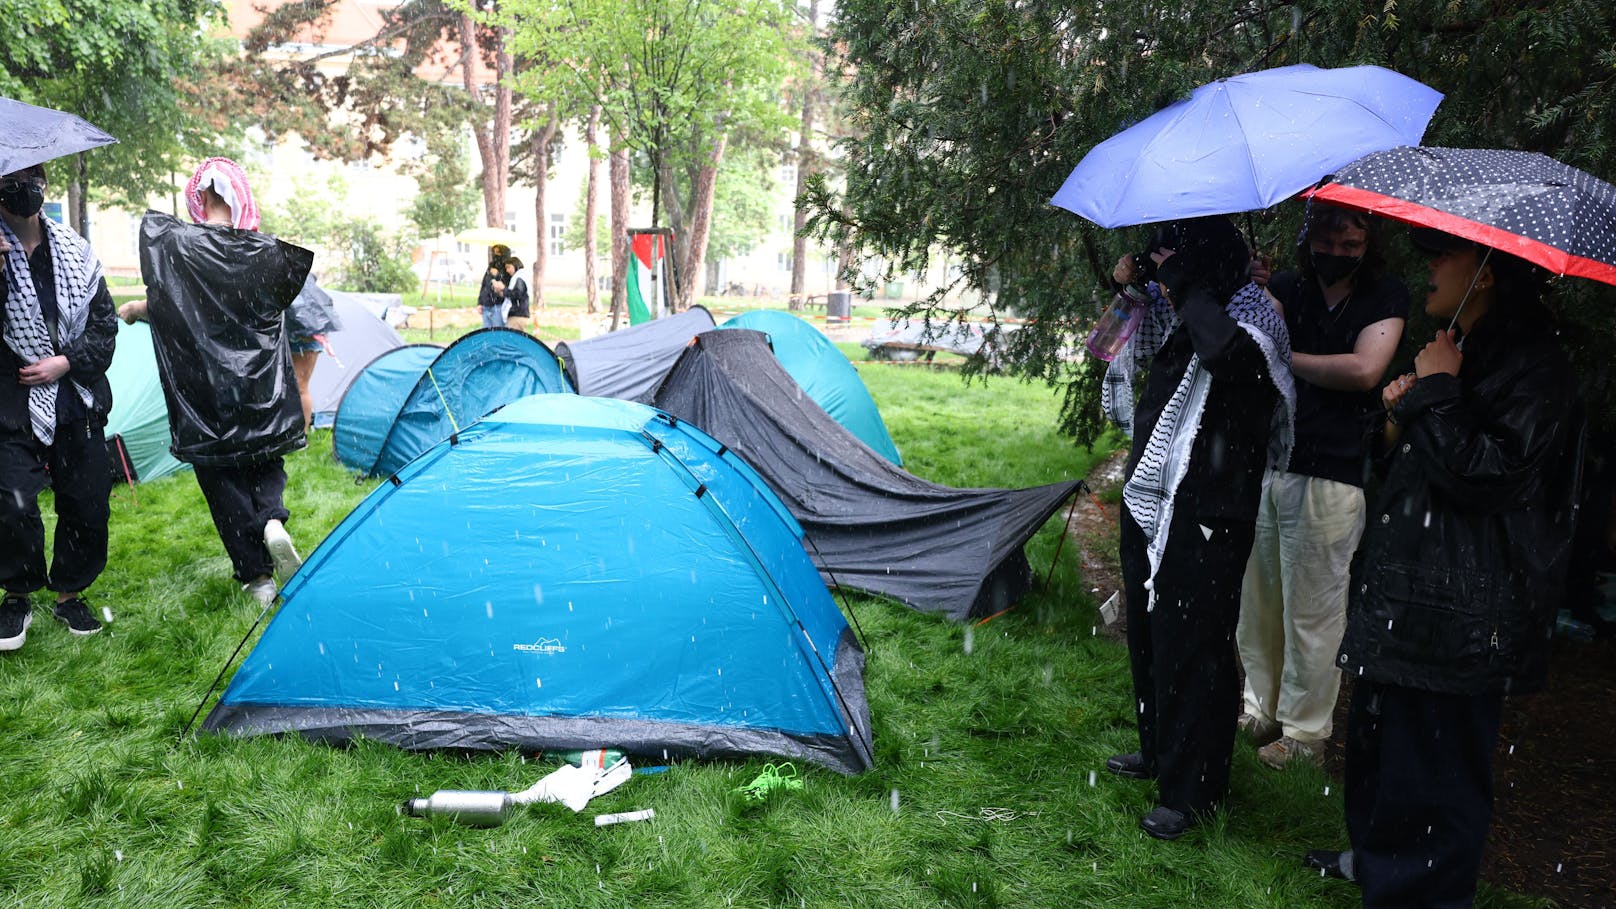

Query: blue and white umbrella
left=1051, top=64, right=1442, bottom=228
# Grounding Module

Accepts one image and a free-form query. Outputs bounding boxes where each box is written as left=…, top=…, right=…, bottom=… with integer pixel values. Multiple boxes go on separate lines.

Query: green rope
left=425, top=367, right=460, bottom=434
left=734, top=762, right=803, bottom=803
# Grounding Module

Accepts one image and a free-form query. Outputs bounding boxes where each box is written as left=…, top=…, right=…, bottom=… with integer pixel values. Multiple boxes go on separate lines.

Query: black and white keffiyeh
left=1103, top=282, right=1295, bottom=608
left=2, top=216, right=102, bottom=445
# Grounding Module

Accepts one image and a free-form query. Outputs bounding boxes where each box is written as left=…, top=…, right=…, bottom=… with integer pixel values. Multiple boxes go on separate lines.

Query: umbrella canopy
left=1051, top=64, right=1442, bottom=228
left=1307, top=146, right=1616, bottom=286
left=455, top=226, right=524, bottom=247
left=0, top=97, right=118, bottom=175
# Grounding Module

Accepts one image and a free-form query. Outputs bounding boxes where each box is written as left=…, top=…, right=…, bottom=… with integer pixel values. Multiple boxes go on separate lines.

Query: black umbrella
left=1308, top=146, right=1616, bottom=287
left=0, top=96, right=118, bottom=175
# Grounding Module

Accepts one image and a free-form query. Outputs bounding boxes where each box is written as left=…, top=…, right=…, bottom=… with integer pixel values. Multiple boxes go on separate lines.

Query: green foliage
left=260, top=172, right=419, bottom=293
left=0, top=0, right=233, bottom=207
left=405, top=138, right=481, bottom=240
left=814, top=0, right=1616, bottom=445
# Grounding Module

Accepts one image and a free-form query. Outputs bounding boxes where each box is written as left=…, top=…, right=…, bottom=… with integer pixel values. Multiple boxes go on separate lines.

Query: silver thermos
left=400, top=790, right=513, bottom=827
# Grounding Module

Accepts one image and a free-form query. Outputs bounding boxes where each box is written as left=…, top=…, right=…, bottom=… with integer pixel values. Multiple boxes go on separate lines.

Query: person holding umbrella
left=0, top=162, right=119, bottom=649
left=1235, top=201, right=1409, bottom=769
left=1101, top=215, right=1295, bottom=840
left=1299, top=146, right=1606, bottom=903
left=478, top=243, right=511, bottom=328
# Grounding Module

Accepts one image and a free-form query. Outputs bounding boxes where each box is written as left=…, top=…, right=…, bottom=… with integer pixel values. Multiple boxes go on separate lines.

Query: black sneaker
left=0, top=593, right=32, bottom=651
left=53, top=596, right=103, bottom=636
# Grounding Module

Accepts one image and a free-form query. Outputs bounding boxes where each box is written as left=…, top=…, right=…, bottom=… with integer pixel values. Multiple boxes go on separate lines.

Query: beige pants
left=505, top=315, right=530, bottom=334
left=1237, top=470, right=1365, bottom=743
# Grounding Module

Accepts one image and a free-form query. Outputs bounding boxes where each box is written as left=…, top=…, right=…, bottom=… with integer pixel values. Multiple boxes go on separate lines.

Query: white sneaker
left=244, top=578, right=278, bottom=606
left=264, top=519, right=303, bottom=581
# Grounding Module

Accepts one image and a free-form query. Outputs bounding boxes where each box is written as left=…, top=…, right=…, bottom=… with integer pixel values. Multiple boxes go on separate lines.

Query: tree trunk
left=679, top=131, right=728, bottom=311
left=460, top=13, right=509, bottom=229
left=531, top=112, right=559, bottom=312
left=788, top=0, right=821, bottom=308
left=583, top=105, right=602, bottom=315
left=609, top=145, right=631, bottom=331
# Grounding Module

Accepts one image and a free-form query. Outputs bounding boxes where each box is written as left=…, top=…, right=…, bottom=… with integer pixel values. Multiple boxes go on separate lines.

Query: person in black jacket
left=1305, top=228, right=1583, bottom=906
left=477, top=244, right=510, bottom=328
left=502, top=257, right=530, bottom=333
left=1101, top=216, right=1295, bottom=840
left=0, top=163, right=118, bottom=648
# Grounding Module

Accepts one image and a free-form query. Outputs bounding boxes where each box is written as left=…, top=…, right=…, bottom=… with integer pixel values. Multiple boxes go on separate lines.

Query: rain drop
left=890, top=789, right=901, bottom=813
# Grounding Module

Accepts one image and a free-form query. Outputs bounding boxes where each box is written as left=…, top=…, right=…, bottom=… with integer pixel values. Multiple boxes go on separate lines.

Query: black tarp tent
left=651, top=329, right=1081, bottom=621
left=554, top=305, right=715, bottom=401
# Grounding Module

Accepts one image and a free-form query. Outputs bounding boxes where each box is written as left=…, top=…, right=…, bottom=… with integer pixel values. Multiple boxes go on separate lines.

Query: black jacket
left=0, top=260, right=118, bottom=433
left=1338, top=303, right=1583, bottom=696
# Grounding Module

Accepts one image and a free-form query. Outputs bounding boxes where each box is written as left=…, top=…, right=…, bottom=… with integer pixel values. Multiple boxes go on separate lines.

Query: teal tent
left=105, top=320, right=186, bottom=483
left=721, top=310, right=902, bottom=465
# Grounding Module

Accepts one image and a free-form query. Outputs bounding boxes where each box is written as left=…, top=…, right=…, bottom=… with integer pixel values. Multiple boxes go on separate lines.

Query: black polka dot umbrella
left=1308, top=146, right=1616, bottom=286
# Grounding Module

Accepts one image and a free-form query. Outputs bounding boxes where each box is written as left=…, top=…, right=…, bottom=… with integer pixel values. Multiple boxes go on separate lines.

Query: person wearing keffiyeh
left=119, top=157, right=310, bottom=608
left=0, top=163, right=119, bottom=650
left=1099, top=215, right=1295, bottom=841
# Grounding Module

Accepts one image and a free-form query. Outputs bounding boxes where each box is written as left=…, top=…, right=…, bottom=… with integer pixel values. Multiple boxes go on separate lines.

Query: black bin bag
left=138, top=211, right=313, bottom=466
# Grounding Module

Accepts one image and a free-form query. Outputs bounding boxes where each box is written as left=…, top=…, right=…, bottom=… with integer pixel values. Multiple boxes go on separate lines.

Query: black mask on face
left=1310, top=250, right=1362, bottom=287
left=0, top=181, right=45, bottom=218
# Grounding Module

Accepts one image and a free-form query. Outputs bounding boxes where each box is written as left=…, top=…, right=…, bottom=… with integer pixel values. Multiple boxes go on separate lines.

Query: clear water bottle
left=1086, top=285, right=1151, bottom=362
left=401, top=790, right=514, bottom=827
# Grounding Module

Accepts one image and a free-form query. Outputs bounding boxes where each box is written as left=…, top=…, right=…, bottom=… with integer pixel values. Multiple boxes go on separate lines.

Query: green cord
left=734, top=762, right=803, bottom=802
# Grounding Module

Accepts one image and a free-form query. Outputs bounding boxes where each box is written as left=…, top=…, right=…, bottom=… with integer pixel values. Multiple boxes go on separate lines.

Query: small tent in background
left=653, top=329, right=1081, bottom=622
left=104, top=320, right=186, bottom=483
left=309, top=289, right=407, bottom=428
left=204, top=394, right=873, bottom=775
left=331, top=328, right=572, bottom=477
left=331, top=344, right=442, bottom=473
left=720, top=310, right=903, bottom=466
left=554, top=305, right=715, bottom=401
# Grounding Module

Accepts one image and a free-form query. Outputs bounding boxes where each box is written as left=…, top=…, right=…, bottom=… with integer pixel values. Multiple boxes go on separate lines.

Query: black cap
left=1408, top=226, right=1477, bottom=254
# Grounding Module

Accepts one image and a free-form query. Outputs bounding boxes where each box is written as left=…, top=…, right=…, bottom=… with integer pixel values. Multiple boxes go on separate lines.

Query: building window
left=780, top=160, right=797, bottom=189
left=549, top=212, right=567, bottom=255
left=777, top=252, right=793, bottom=272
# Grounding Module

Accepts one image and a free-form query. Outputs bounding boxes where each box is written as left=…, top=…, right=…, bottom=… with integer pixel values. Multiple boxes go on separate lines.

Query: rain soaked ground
left=1076, top=449, right=1616, bottom=908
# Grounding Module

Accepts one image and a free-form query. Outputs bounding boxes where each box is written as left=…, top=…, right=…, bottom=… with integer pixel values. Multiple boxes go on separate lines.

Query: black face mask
left=1311, top=250, right=1362, bottom=287
left=0, top=182, right=45, bottom=218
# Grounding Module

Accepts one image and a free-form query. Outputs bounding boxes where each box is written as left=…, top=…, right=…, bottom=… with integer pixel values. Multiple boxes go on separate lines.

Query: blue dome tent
left=720, top=310, right=903, bottom=465
left=203, top=395, right=873, bottom=775
left=332, top=328, right=572, bottom=477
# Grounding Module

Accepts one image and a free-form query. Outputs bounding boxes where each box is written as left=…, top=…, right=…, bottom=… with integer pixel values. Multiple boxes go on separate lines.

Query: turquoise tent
left=204, top=395, right=873, bottom=775
left=332, top=328, right=572, bottom=477
left=104, top=320, right=186, bottom=483
left=721, top=310, right=902, bottom=465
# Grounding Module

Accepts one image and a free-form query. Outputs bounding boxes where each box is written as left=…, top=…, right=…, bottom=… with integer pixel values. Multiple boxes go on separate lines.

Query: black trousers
left=1119, top=505, right=1254, bottom=815
left=0, top=421, right=111, bottom=595
left=192, top=459, right=290, bottom=583
left=1346, top=680, right=1504, bottom=909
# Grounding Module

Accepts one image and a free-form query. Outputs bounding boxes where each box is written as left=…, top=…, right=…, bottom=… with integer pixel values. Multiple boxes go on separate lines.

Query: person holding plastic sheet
left=1235, top=203, right=1409, bottom=770
left=502, top=257, right=530, bottom=333
left=1304, top=228, right=1583, bottom=905
left=1100, top=215, right=1295, bottom=840
left=477, top=243, right=510, bottom=328
left=0, top=163, right=118, bottom=649
left=286, top=272, right=341, bottom=433
left=117, top=158, right=312, bottom=607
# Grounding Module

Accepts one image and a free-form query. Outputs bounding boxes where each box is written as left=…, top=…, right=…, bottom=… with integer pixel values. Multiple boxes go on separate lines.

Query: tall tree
left=505, top=0, right=802, bottom=309
left=787, top=0, right=823, bottom=309
left=811, top=0, right=1616, bottom=445
left=0, top=0, right=229, bottom=234
left=583, top=106, right=603, bottom=314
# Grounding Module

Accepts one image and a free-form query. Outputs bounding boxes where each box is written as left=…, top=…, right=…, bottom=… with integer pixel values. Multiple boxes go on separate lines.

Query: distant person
left=1236, top=203, right=1408, bottom=769
left=1306, top=228, right=1582, bottom=905
left=502, top=257, right=530, bottom=333
left=1101, top=216, right=1295, bottom=840
left=118, top=157, right=311, bottom=606
left=286, top=272, right=341, bottom=433
left=0, top=162, right=118, bottom=649
left=477, top=243, right=510, bottom=329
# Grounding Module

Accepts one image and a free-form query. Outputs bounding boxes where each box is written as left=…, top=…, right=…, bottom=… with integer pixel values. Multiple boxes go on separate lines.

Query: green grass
left=1, top=351, right=1550, bottom=908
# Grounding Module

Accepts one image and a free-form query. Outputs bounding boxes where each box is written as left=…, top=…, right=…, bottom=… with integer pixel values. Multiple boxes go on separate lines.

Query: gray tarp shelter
left=554, top=305, right=715, bottom=401
left=651, top=329, right=1081, bottom=621
left=309, top=289, right=408, bottom=428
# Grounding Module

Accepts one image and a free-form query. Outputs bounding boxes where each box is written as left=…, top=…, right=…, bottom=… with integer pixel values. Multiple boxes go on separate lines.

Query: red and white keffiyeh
left=184, top=157, right=260, bottom=230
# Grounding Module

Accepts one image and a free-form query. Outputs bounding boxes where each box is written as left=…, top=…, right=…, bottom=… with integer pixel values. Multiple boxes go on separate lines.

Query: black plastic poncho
left=138, top=211, right=312, bottom=466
